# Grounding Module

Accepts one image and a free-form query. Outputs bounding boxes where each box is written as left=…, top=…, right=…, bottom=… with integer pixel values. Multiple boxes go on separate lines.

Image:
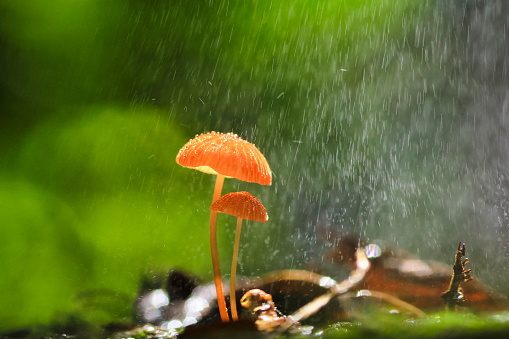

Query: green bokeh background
left=1, top=0, right=508, bottom=333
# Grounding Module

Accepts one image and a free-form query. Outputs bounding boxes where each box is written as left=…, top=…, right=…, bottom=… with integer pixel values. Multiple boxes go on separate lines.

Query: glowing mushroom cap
left=176, top=132, right=271, bottom=185
left=210, top=191, right=268, bottom=223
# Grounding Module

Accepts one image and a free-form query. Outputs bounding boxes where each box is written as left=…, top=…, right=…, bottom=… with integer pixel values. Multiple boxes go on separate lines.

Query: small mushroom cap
left=210, top=191, right=268, bottom=223
left=176, top=132, right=271, bottom=185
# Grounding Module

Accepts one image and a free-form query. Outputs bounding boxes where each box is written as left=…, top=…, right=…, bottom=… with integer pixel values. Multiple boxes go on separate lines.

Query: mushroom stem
left=212, top=174, right=225, bottom=203
left=230, top=217, right=243, bottom=321
left=210, top=174, right=230, bottom=322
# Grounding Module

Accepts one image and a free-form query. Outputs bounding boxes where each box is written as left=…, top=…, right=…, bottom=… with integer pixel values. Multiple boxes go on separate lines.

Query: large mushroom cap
left=176, top=132, right=271, bottom=185
left=210, top=191, right=268, bottom=222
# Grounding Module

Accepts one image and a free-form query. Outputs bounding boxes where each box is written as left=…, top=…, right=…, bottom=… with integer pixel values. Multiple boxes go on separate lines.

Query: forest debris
left=240, top=247, right=370, bottom=333
left=322, top=232, right=507, bottom=312
left=240, top=289, right=287, bottom=332
left=258, top=247, right=370, bottom=333
left=441, top=242, right=473, bottom=310
left=132, top=241, right=506, bottom=336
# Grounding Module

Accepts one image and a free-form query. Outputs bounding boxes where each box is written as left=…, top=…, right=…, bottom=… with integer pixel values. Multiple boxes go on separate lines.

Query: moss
left=323, top=312, right=509, bottom=339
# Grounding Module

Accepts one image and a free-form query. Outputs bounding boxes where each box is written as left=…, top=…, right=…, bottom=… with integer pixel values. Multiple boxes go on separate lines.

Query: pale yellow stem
left=210, top=174, right=229, bottom=322
left=230, top=217, right=243, bottom=321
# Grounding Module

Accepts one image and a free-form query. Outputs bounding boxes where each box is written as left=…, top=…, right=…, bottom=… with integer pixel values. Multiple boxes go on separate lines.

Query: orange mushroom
left=176, top=132, right=271, bottom=322
left=210, top=191, right=268, bottom=321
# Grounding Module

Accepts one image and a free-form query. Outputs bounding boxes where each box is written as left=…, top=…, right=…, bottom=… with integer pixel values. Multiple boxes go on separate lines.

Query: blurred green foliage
left=1, top=106, right=213, bottom=330
left=0, top=176, right=87, bottom=328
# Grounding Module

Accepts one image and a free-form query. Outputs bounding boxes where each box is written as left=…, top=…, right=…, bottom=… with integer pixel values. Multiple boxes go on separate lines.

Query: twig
left=441, top=242, right=473, bottom=310
left=355, top=289, right=426, bottom=317
left=274, top=248, right=370, bottom=333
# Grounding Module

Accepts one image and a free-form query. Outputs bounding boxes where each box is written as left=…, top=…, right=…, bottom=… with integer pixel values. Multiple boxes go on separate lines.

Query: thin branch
left=441, top=242, right=473, bottom=310
left=274, top=248, right=370, bottom=333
